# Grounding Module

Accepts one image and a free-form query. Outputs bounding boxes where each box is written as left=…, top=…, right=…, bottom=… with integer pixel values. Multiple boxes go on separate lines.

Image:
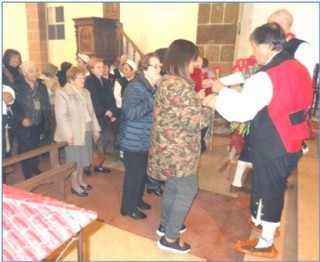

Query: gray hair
left=20, top=61, right=38, bottom=76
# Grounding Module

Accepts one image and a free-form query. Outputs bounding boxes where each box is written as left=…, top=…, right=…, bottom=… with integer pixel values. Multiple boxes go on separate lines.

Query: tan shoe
left=234, top=238, right=278, bottom=258
left=247, top=218, right=280, bottom=238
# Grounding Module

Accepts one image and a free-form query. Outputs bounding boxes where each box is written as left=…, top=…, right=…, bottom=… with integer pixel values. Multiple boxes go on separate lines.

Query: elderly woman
left=54, top=66, right=101, bottom=197
left=116, top=53, right=162, bottom=219
left=10, top=61, right=52, bottom=180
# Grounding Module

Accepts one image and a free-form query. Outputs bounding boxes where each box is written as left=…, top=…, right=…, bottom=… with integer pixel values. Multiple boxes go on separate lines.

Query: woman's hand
left=105, top=110, right=113, bottom=118
left=111, top=117, right=117, bottom=122
left=22, top=117, right=32, bottom=127
left=197, top=89, right=205, bottom=100
left=202, top=94, right=216, bottom=110
left=3, top=92, right=13, bottom=105
left=95, top=131, right=100, bottom=142
left=202, top=79, right=213, bottom=89
left=67, top=137, right=74, bottom=145
left=212, top=79, right=225, bottom=93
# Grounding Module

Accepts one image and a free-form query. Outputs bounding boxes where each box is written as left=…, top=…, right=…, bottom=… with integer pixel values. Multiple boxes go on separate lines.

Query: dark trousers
left=201, top=126, right=208, bottom=153
left=2, top=115, right=8, bottom=184
left=146, top=176, right=162, bottom=190
left=17, top=123, right=43, bottom=180
left=250, top=150, right=302, bottom=222
left=121, top=150, right=148, bottom=215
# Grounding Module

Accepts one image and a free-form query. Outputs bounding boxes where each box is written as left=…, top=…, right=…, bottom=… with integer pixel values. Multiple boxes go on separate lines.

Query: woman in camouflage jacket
left=147, top=39, right=215, bottom=253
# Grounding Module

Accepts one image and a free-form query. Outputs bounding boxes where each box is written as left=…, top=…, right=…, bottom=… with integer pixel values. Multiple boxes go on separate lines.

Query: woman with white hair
left=11, top=61, right=52, bottom=180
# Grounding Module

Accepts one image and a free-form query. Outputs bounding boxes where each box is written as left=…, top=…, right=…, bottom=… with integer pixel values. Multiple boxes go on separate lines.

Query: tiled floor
left=105, top=135, right=319, bottom=261
left=5, top=132, right=319, bottom=261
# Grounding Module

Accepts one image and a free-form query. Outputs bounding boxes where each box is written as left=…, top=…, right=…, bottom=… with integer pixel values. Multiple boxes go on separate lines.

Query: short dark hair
left=60, top=61, right=72, bottom=72
left=250, top=22, right=286, bottom=51
left=3, top=49, right=21, bottom=67
left=202, top=57, right=209, bottom=68
left=164, top=39, right=199, bottom=84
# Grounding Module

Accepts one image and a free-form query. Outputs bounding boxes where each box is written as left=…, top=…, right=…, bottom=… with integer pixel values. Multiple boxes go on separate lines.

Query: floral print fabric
left=147, top=75, right=214, bottom=181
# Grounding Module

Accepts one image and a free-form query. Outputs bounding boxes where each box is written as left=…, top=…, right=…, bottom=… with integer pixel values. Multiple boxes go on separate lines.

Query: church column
left=25, top=3, right=48, bottom=70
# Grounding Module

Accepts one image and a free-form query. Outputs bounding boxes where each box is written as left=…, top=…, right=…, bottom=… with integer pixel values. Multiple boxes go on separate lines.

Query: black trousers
left=250, top=150, right=302, bottom=222
left=121, top=150, right=148, bottom=215
left=17, top=123, right=43, bottom=180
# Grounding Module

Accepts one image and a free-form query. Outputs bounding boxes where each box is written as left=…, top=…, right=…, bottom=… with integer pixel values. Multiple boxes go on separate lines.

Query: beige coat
left=54, top=83, right=101, bottom=145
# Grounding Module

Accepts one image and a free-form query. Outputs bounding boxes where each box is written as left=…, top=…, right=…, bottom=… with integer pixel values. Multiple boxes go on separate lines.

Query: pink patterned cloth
left=3, top=184, right=97, bottom=261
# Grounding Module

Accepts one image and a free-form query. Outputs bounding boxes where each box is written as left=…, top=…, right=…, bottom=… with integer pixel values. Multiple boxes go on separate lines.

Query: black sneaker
left=84, top=167, right=91, bottom=176
left=157, top=236, right=191, bottom=254
left=156, top=224, right=187, bottom=237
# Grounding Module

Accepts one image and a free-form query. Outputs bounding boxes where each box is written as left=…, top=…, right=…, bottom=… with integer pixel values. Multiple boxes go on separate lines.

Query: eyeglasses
left=75, top=76, right=86, bottom=80
left=148, top=64, right=162, bottom=69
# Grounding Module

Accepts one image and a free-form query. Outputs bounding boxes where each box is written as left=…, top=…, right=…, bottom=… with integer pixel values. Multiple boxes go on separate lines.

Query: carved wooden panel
left=79, top=27, right=94, bottom=52
left=73, top=17, right=120, bottom=62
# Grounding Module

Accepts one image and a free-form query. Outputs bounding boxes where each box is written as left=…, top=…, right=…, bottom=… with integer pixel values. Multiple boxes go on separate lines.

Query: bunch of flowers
left=231, top=55, right=258, bottom=81
left=228, top=55, right=259, bottom=154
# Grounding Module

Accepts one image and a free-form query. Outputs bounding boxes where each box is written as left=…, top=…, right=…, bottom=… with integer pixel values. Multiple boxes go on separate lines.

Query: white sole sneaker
left=157, top=237, right=191, bottom=254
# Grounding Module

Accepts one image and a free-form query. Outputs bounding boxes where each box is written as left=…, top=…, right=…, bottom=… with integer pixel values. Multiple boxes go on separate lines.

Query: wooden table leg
left=77, top=230, right=83, bottom=261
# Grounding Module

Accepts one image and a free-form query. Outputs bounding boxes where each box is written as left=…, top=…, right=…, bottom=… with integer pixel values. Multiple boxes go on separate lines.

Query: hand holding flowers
left=202, top=93, right=216, bottom=110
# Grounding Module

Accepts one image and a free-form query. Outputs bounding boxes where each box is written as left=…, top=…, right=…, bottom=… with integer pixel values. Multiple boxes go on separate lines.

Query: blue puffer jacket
left=116, top=74, right=156, bottom=153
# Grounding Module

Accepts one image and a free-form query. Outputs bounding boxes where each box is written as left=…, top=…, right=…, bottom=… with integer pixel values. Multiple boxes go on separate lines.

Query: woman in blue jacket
left=116, top=53, right=162, bottom=219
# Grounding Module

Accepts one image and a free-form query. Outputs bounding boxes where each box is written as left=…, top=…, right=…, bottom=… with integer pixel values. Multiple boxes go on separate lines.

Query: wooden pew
left=3, top=141, right=76, bottom=201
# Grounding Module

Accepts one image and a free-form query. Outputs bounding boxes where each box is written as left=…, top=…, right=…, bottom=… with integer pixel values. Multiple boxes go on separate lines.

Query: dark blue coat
left=116, top=74, right=156, bottom=153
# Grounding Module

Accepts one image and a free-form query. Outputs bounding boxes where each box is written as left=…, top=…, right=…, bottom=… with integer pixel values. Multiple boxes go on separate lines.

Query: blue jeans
left=160, top=174, right=198, bottom=240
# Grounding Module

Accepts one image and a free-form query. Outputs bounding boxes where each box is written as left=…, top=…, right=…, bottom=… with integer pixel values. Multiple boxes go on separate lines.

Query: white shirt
left=216, top=72, right=273, bottom=123
left=295, top=42, right=316, bottom=78
left=2, top=85, right=15, bottom=116
left=113, top=80, right=122, bottom=108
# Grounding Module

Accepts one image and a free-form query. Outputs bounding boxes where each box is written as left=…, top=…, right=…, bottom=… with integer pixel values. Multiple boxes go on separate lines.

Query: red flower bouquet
left=228, top=55, right=259, bottom=154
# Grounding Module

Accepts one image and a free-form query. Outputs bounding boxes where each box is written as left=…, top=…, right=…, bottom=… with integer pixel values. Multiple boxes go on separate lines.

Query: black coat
left=85, top=73, right=117, bottom=129
left=11, top=78, right=52, bottom=138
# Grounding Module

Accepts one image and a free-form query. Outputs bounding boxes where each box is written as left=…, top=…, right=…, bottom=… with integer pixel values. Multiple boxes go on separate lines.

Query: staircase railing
left=117, top=22, right=144, bottom=64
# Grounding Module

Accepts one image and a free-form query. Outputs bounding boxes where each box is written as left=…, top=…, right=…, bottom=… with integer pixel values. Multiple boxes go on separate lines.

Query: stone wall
left=197, top=3, right=240, bottom=77
left=197, top=3, right=240, bottom=135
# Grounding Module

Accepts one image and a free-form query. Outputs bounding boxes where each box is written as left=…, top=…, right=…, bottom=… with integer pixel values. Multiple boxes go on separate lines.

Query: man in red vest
left=203, top=23, right=313, bottom=258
